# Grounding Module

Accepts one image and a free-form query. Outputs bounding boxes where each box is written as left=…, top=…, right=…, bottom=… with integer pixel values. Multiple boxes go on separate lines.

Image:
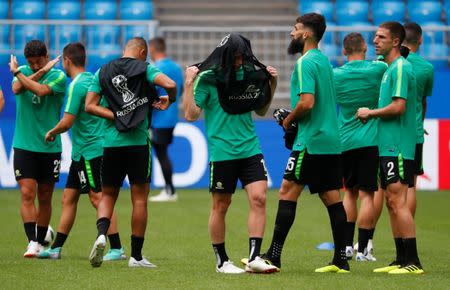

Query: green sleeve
left=193, top=73, right=210, bottom=109
left=424, top=66, right=434, bottom=97
left=88, top=70, right=102, bottom=94
left=297, top=58, right=315, bottom=95
left=146, top=65, right=162, bottom=83
left=390, top=61, right=408, bottom=100
left=64, top=81, right=82, bottom=116
left=47, top=71, right=67, bottom=95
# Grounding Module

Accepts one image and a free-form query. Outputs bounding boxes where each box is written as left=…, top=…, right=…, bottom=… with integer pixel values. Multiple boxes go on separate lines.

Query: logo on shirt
left=228, top=85, right=261, bottom=100
left=215, top=182, right=224, bottom=190
left=15, top=170, right=21, bottom=177
left=112, top=75, right=135, bottom=103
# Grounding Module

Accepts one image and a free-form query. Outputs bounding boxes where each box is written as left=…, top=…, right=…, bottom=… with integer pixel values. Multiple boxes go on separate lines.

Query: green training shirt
left=334, top=60, right=388, bottom=151
left=290, top=48, right=341, bottom=154
left=12, top=65, right=67, bottom=153
left=64, top=72, right=104, bottom=161
left=378, top=57, right=417, bottom=160
left=406, top=52, right=434, bottom=144
left=194, top=69, right=262, bottom=162
left=88, top=64, right=161, bottom=148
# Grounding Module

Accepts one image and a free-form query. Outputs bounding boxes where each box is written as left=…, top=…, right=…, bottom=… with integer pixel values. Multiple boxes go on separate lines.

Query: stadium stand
left=335, top=0, right=369, bottom=24
left=0, top=0, right=8, bottom=19
left=372, top=0, right=406, bottom=24
left=48, top=0, right=81, bottom=20
left=408, top=0, right=443, bottom=23
left=299, top=0, right=335, bottom=22
left=120, top=0, right=153, bottom=20
left=11, top=0, right=45, bottom=19
left=13, top=24, right=46, bottom=49
left=86, top=25, right=121, bottom=48
left=84, top=0, right=118, bottom=20
left=50, top=25, right=82, bottom=49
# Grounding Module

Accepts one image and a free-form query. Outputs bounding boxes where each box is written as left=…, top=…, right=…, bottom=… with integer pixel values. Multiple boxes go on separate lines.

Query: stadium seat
left=445, top=2, right=450, bottom=23
left=420, top=22, right=445, bottom=44
left=372, top=1, right=405, bottom=25
left=120, top=1, right=153, bottom=20
left=122, top=25, right=153, bottom=42
left=48, top=0, right=81, bottom=20
left=0, top=44, right=9, bottom=66
left=366, top=44, right=377, bottom=60
left=11, top=0, right=45, bottom=19
left=335, top=0, right=369, bottom=24
left=299, top=1, right=334, bottom=22
left=420, top=43, right=449, bottom=69
left=87, top=44, right=122, bottom=71
left=338, top=22, right=374, bottom=47
left=320, top=43, right=340, bottom=67
left=86, top=25, right=120, bottom=48
left=50, top=25, right=82, bottom=50
left=0, top=24, right=10, bottom=46
left=13, top=25, right=46, bottom=49
left=0, top=0, right=9, bottom=19
left=407, top=1, right=443, bottom=23
left=322, top=21, right=337, bottom=44
left=84, top=0, right=118, bottom=20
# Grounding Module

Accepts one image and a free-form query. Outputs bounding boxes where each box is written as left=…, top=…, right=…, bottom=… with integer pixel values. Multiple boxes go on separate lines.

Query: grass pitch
left=0, top=188, right=449, bottom=289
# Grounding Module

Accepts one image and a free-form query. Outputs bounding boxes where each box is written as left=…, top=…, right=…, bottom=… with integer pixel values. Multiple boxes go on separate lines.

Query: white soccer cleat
left=355, top=252, right=377, bottom=262
left=345, top=246, right=354, bottom=260
left=148, top=190, right=178, bottom=202
left=23, top=241, right=43, bottom=258
left=216, top=261, right=245, bottom=274
left=89, top=235, right=106, bottom=267
left=128, top=257, right=157, bottom=268
left=245, top=256, right=279, bottom=274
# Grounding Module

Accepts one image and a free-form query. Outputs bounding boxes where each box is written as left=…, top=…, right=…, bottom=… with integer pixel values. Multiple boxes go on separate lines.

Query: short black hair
left=63, top=42, right=86, bottom=67
left=343, top=32, right=365, bottom=54
left=24, top=40, right=47, bottom=58
left=125, top=37, right=148, bottom=51
left=296, top=13, right=326, bottom=42
left=404, top=22, right=422, bottom=45
left=149, top=37, right=166, bottom=53
left=380, top=21, right=406, bottom=46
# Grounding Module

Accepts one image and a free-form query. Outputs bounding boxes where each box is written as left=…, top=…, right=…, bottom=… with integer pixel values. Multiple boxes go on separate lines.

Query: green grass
left=0, top=189, right=449, bottom=289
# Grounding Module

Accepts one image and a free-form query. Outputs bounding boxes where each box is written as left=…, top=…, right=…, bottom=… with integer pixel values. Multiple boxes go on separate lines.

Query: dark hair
left=296, top=13, right=326, bottom=42
left=404, top=22, right=422, bottom=45
left=380, top=21, right=406, bottom=46
left=149, top=36, right=166, bottom=53
left=63, top=42, right=86, bottom=67
left=24, top=40, right=47, bottom=58
left=343, top=32, right=365, bottom=54
left=126, top=37, right=148, bottom=51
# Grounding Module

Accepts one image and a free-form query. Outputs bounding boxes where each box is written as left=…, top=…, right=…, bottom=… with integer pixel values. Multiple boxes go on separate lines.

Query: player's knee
left=250, top=193, right=266, bottom=208
left=385, top=195, right=399, bottom=213
left=213, top=199, right=231, bottom=214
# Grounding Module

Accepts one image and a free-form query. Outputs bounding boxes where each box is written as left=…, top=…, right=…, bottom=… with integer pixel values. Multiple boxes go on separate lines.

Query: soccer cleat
left=345, top=246, right=354, bottom=260
left=314, top=264, right=350, bottom=274
left=128, top=257, right=157, bottom=268
left=103, top=247, right=127, bottom=261
left=23, top=241, right=44, bottom=258
left=38, top=247, right=61, bottom=259
left=373, top=261, right=401, bottom=273
left=89, top=235, right=106, bottom=268
left=216, top=261, right=245, bottom=274
left=367, top=239, right=374, bottom=255
left=355, top=252, right=377, bottom=262
left=245, top=256, right=279, bottom=274
left=148, top=190, right=178, bottom=202
left=388, top=264, right=424, bottom=275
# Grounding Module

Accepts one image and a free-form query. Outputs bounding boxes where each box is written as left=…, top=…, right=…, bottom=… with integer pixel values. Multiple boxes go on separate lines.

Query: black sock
left=51, top=232, right=68, bottom=249
left=327, top=202, right=348, bottom=268
left=403, top=238, right=421, bottom=267
left=108, top=233, right=122, bottom=250
left=266, top=200, right=297, bottom=267
left=249, top=237, right=262, bottom=262
left=96, top=217, right=110, bottom=237
left=212, top=242, right=229, bottom=268
left=345, top=222, right=356, bottom=247
left=166, top=184, right=176, bottom=196
left=131, top=235, right=144, bottom=261
left=24, top=222, right=36, bottom=242
left=368, top=228, right=375, bottom=240
left=394, top=238, right=405, bottom=266
left=357, top=228, right=371, bottom=254
left=36, top=226, right=48, bottom=245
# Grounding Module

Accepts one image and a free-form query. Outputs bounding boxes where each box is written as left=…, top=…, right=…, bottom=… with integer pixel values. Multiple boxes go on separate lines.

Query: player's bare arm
left=45, top=113, right=76, bottom=142
left=255, top=66, right=278, bottom=116
left=153, top=73, right=177, bottom=103
left=0, top=90, right=4, bottom=113
left=184, top=66, right=202, bottom=121
left=10, top=55, right=61, bottom=96
left=282, top=93, right=315, bottom=130
left=356, top=97, right=406, bottom=122
left=85, top=91, right=114, bottom=120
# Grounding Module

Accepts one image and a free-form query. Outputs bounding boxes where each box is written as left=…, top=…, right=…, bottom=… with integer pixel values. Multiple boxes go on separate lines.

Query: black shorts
left=150, top=128, right=174, bottom=145
left=414, top=143, right=424, bottom=175
left=379, top=156, right=415, bottom=190
left=209, top=153, right=267, bottom=194
left=102, top=144, right=151, bottom=187
left=66, top=156, right=102, bottom=194
left=342, top=146, right=379, bottom=192
left=283, top=150, right=343, bottom=194
left=13, top=148, right=61, bottom=183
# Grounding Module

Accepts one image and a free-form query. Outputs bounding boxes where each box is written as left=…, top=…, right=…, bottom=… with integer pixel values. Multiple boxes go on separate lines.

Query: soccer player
left=0, top=85, right=4, bottom=113
left=184, top=34, right=278, bottom=274
left=147, top=37, right=184, bottom=202
left=357, top=22, right=423, bottom=274
left=262, top=13, right=349, bottom=273
left=85, top=37, right=177, bottom=268
left=334, top=33, right=387, bottom=261
left=38, top=43, right=125, bottom=260
left=402, top=22, right=434, bottom=217
left=9, top=40, right=67, bottom=257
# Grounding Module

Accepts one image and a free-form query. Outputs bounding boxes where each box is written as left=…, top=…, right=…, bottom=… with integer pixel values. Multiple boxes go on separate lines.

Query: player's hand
left=45, top=131, right=56, bottom=142
left=9, top=54, right=19, bottom=74
left=152, top=96, right=170, bottom=110
left=266, top=66, right=278, bottom=80
left=356, top=107, right=371, bottom=123
left=282, top=115, right=293, bottom=130
left=42, top=55, right=61, bottom=73
left=185, top=66, right=199, bottom=86
left=424, top=129, right=429, bottom=136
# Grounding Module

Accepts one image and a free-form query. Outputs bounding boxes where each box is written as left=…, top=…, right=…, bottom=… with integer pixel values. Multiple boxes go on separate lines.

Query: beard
left=287, top=38, right=304, bottom=55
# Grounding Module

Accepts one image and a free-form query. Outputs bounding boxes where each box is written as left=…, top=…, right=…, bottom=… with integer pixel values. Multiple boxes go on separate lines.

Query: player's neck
left=384, top=49, right=401, bottom=65
left=69, top=67, right=86, bottom=79
left=403, top=43, right=419, bottom=53
left=302, top=41, right=318, bottom=55
left=347, top=54, right=365, bottom=62
left=152, top=53, right=167, bottom=62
